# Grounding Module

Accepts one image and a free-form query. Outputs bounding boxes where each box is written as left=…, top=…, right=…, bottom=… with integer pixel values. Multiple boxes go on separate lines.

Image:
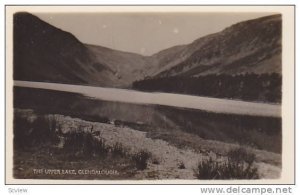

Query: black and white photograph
left=5, top=6, right=295, bottom=184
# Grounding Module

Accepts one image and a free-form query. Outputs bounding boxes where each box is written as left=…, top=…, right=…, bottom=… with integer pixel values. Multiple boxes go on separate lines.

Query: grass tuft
left=178, top=161, right=186, bottom=169
left=194, top=148, right=259, bottom=179
left=110, top=142, right=128, bottom=157
left=132, top=150, right=151, bottom=170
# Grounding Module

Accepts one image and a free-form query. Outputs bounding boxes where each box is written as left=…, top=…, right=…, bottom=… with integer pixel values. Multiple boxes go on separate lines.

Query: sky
left=35, top=12, right=275, bottom=56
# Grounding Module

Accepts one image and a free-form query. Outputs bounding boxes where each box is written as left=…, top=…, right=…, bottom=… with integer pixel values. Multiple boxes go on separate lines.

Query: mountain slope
left=85, top=44, right=149, bottom=86
left=132, top=15, right=282, bottom=103
left=154, top=14, right=281, bottom=77
left=13, top=12, right=122, bottom=87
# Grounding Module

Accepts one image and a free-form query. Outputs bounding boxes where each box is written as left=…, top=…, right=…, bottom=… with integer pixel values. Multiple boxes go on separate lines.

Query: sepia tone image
left=6, top=6, right=294, bottom=183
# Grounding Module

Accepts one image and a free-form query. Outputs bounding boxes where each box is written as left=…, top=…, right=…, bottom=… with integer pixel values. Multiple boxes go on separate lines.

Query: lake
left=14, top=80, right=281, bottom=117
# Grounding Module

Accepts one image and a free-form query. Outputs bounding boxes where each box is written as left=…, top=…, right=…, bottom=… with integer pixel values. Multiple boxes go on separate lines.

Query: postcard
left=5, top=5, right=295, bottom=184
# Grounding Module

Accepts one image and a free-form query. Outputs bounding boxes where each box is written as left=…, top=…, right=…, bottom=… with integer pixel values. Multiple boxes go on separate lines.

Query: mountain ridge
left=154, top=14, right=281, bottom=77
left=13, top=12, right=282, bottom=88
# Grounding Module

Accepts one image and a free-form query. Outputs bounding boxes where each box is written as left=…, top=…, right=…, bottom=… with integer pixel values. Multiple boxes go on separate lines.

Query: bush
left=228, top=147, right=256, bottom=166
left=195, top=158, right=218, bottom=179
left=195, top=158, right=259, bottom=179
left=152, top=158, right=160, bottom=165
left=132, top=150, right=151, bottom=170
left=31, top=116, right=60, bottom=145
left=110, top=142, right=127, bottom=157
left=93, top=137, right=109, bottom=157
left=13, top=115, right=32, bottom=149
left=13, top=115, right=59, bottom=148
left=194, top=148, right=259, bottom=179
left=178, top=161, right=186, bottom=169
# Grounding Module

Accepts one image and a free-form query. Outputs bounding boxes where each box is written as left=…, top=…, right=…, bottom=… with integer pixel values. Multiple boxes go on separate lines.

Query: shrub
left=178, top=161, right=186, bottom=169
left=194, top=148, right=259, bottom=179
left=13, top=115, right=32, bottom=149
left=227, top=147, right=256, bottom=166
left=93, top=137, right=109, bottom=157
left=152, top=158, right=160, bottom=165
left=31, top=116, right=60, bottom=145
left=14, top=115, right=59, bottom=148
left=111, top=142, right=127, bottom=157
left=195, top=158, right=259, bottom=179
left=195, top=158, right=219, bottom=179
left=132, top=150, right=151, bottom=170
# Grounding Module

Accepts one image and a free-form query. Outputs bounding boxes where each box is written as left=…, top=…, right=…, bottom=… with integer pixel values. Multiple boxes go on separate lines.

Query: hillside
left=133, top=14, right=282, bottom=103
left=13, top=12, right=123, bottom=87
left=154, top=14, right=282, bottom=77
left=85, top=44, right=149, bottom=86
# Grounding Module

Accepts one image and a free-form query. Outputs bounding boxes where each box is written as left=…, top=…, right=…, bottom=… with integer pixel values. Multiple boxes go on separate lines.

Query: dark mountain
left=13, top=12, right=122, bottom=87
left=154, top=14, right=281, bottom=77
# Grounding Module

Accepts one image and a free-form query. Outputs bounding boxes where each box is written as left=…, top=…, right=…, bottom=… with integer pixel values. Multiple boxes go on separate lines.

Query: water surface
left=14, top=80, right=281, bottom=117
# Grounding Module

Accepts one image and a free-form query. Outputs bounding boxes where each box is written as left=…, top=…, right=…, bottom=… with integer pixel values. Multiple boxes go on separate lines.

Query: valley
left=12, top=12, right=283, bottom=180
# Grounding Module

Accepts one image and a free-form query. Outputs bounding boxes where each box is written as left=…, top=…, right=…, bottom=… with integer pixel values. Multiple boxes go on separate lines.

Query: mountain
left=132, top=14, right=282, bottom=103
left=154, top=14, right=281, bottom=77
left=13, top=13, right=281, bottom=89
left=85, top=44, right=149, bottom=87
left=13, top=12, right=135, bottom=87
